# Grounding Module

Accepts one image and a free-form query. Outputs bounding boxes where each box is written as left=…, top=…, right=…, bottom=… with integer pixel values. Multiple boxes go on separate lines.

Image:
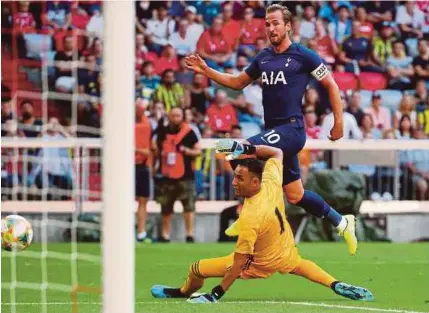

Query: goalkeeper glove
left=187, top=285, right=225, bottom=304
left=215, top=139, right=256, bottom=161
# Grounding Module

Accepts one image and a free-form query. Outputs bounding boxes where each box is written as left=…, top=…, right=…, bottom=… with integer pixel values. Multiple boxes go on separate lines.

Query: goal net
left=2, top=2, right=134, bottom=313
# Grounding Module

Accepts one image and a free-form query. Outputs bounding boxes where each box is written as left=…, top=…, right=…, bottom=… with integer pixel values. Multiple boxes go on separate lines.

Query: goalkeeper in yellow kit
left=151, top=140, right=373, bottom=303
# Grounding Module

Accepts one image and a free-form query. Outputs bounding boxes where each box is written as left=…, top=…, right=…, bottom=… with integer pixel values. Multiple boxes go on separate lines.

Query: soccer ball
left=1, top=215, right=33, bottom=252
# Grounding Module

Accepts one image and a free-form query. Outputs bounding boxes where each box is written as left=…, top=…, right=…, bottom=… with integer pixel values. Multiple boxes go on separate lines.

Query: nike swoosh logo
left=260, top=137, right=268, bottom=143
left=261, top=61, right=268, bottom=64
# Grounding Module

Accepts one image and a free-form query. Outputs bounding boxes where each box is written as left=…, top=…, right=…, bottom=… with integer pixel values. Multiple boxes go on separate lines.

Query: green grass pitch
left=1, top=243, right=429, bottom=313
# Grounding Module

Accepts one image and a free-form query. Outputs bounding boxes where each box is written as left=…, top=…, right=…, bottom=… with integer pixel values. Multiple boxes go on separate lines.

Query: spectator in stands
left=13, top=1, right=36, bottom=33
left=54, top=35, right=77, bottom=93
left=71, top=1, right=90, bottom=30
left=155, top=107, right=201, bottom=243
left=403, top=129, right=429, bottom=200
left=229, top=124, right=242, bottom=139
left=300, top=3, right=316, bottom=43
left=135, top=105, right=152, bottom=242
left=86, top=5, right=103, bottom=39
left=1, top=94, right=13, bottom=137
left=238, top=7, right=266, bottom=59
left=396, top=114, right=414, bottom=140
left=320, top=92, right=362, bottom=140
left=17, top=100, right=43, bottom=138
left=78, top=54, right=100, bottom=97
left=28, top=118, right=74, bottom=200
left=365, top=92, right=392, bottom=131
left=346, top=91, right=365, bottom=126
left=43, top=1, right=72, bottom=34
left=183, top=6, right=204, bottom=49
left=363, top=1, right=394, bottom=30
left=386, top=40, right=415, bottom=91
left=328, top=4, right=352, bottom=44
left=153, top=69, right=185, bottom=113
left=304, top=87, right=326, bottom=123
left=372, top=21, right=396, bottom=67
left=136, top=34, right=158, bottom=71
left=243, top=79, right=264, bottom=123
left=394, top=95, right=417, bottom=129
left=90, top=37, right=103, bottom=66
left=135, top=0, right=160, bottom=33
left=395, top=1, right=425, bottom=41
left=415, top=80, right=428, bottom=113
left=309, top=19, right=338, bottom=66
left=76, top=98, right=100, bottom=138
left=319, top=1, right=351, bottom=23
left=195, top=0, right=221, bottom=27
left=413, top=39, right=429, bottom=86
left=155, top=44, right=179, bottom=75
left=340, top=21, right=383, bottom=73
left=149, top=101, right=166, bottom=132
left=221, top=2, right=240, bottom=50
left=418, top=95, right=429, bottom=137
left=175, top=56, right=194, bottom=86
left=169, top=20, right=195, bottom=57
left=184, top=73, right=211, bottom=120
left=355, top=5, right=374, bottom=39
left=360, top=113, right=381, bottom=139
left=290, top=17, right=301, bottom=43
left=145, top=6, right=175, bottom=55
left=136, top=34, right=150, bottom=71
left=207, top=89, right=238, bottom=136
left=140, top=61, right=160, bottom=101
left=197, top=16, right=233, bottom=71
left=300, top=105, right=324, bottom=184
left=184, top=108, right=202, bottom=139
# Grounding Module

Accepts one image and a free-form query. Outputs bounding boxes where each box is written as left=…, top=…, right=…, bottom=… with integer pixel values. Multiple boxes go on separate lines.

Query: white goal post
left=103, top=2, right=135, bottom=313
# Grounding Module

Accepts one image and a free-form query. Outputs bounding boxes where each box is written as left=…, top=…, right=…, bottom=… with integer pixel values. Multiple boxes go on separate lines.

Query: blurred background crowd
left=1, top=1, right=429, bottom=207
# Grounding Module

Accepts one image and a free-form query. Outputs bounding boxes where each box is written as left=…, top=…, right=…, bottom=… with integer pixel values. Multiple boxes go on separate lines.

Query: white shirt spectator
left=320, top=112, right=363, bottom=140
left=395, top=5, right=425, bottom=29
left=30, top=133, right=74, bottom=178
left=243, top=83, right=264, bottom=120
left=300, top=19, right=316, bottom=40
left=86, top=11, right=104, bottom=38
left=169, top=31, right=195, bottom=56
left=146, top=17, right=176, bottom=46
left=187, top=23, right=204, bottom=46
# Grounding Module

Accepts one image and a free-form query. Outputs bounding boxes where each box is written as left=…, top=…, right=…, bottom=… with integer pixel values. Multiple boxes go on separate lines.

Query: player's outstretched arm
left=215, top=140, right=283, bottom=161
left=184, top=53, right=253, bottom=90
left=319, top=73, right=344, bottom=141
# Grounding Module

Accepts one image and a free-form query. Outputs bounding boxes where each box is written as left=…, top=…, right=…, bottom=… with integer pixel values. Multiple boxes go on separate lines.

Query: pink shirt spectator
left=364, top=107, right=391, bottom=130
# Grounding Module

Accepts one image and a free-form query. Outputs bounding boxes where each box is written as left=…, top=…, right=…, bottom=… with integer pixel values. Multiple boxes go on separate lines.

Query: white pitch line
left=1, top=301, right=427, bottom=313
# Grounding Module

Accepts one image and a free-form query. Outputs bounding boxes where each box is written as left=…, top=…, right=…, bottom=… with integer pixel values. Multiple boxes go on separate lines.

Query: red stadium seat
left=332, top=72, right=358, bottom=91
left=358, top=72, right=388, bottom=91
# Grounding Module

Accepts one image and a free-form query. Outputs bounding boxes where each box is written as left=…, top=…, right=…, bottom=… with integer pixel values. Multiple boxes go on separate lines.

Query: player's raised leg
left=291, top=259, right=373, bottom=301
left=151, top=254, right=233, bottom=298
left=284, top=179, right=358, bottom=255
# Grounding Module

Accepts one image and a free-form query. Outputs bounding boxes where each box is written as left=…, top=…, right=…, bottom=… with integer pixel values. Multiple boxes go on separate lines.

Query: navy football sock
left=296, top=190, right=343, bottom=227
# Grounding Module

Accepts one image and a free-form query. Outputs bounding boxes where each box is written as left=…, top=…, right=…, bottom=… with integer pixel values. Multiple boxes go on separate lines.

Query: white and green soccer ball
left=1, top=215, right=33, bottom=252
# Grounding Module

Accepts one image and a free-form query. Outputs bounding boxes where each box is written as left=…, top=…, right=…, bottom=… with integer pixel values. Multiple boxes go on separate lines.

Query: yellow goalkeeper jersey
left=234, top=158, right=301, bottom=278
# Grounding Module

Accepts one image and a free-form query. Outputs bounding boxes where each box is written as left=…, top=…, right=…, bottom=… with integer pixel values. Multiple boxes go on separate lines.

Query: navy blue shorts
left=135, top=164, right=150, bottom=198
left=247, top=118, right=306, bottom=186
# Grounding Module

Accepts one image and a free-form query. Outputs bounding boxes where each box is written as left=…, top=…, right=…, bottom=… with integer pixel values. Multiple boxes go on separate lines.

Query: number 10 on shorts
left=261, top=129, right=280, bottom=145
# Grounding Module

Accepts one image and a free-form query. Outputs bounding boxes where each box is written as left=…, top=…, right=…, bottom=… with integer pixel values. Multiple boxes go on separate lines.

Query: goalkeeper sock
left=181, top=255, right=234, bottom=295
left=163, top=287, right=186, bottom=298
left=291, top=259, right=336, bottom=288
left=296, top=190, right=343, bottom=227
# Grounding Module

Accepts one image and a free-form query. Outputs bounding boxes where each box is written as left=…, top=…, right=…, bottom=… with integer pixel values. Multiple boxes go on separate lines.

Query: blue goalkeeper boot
left=151, top=285, right=186, bottom=299
left=332, top=282, right=374, bottom=301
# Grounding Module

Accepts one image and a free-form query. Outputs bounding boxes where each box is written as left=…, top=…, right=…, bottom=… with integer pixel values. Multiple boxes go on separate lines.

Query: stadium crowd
left=2, top=1, right=429, bottom=207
